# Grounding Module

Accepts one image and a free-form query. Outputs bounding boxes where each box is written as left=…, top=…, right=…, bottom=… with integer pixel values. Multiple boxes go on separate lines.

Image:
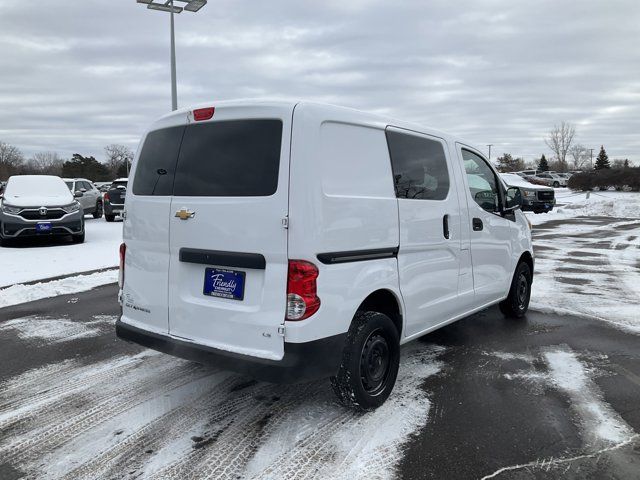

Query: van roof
left=148, top=99, right=487, bottom=157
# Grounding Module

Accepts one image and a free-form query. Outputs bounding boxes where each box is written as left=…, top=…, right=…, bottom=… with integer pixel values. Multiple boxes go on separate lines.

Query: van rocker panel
left=116, top=319, right=346, bottom=384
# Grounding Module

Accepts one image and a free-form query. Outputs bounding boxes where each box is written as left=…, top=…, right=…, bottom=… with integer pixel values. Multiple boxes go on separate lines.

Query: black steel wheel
left=331, top=311, right=400, bottom=411
left=499, top=262, right=532, bottom=318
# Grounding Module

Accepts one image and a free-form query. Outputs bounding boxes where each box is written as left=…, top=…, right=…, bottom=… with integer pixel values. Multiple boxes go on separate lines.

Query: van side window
left=386, top=130, right=450, bottom=201
left=462, top=149, right=500, bottom=212
left=133, top=126, right=185, bottom=196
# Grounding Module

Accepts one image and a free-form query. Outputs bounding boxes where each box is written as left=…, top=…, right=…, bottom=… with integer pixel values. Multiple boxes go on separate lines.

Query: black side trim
left=116, top=320, right=345, bottom=384
left=317, top=247, right=399, bottom=265
left=179, top=248, right=266, bottom=270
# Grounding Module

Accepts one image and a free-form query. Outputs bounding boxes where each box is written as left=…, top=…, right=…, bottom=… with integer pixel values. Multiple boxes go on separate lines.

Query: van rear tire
left=499, top=262, right=531, bottom=318
left=105, top=214, right=115, bottom=222
left=330, top=311, right=400, bottom=411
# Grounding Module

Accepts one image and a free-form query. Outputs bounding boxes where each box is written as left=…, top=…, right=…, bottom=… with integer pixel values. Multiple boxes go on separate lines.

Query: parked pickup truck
left=500, top=173, right=555, bottom=213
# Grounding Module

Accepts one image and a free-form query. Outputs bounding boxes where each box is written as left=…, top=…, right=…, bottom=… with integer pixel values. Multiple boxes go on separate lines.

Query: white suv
left=116, top=101, right=534, bottom=410
left=63, top=178, right=103, bottom=218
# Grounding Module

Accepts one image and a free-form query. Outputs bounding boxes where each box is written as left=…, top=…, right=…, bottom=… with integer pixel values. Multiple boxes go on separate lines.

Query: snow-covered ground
left=526, top=190, right=640, bottom=334
left=0, top=217, right=122, bottom=287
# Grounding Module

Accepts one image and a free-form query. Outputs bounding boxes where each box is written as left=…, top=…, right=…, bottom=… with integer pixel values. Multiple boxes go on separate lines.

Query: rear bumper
left=116, top=319, right=346, bottom=384
left=104, top=201, right=124, bottom=215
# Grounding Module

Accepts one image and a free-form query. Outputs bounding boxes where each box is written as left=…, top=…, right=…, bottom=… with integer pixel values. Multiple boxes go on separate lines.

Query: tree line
left=494, top=121, right=631, bottom=173
left=0, top=142, right=133, bottom=181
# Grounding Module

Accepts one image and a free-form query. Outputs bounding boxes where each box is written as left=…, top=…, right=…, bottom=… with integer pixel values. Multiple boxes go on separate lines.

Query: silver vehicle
left=0, top=175, right=84, bottom=246
left=533, top=172, right=568, bottom=188
left=63, top=178, right=103, bottom=218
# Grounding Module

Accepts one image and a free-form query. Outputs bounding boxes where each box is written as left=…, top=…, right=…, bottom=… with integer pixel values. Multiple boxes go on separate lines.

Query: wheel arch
left=518, top=250, right=534, bottom=277
left=355, top=289, right=403, bottom=337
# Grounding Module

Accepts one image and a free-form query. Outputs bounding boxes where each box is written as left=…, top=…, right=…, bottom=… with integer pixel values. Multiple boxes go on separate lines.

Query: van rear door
left=168, top=105, right=292, bottom=361
left=122, top=126, right=185, bottom=334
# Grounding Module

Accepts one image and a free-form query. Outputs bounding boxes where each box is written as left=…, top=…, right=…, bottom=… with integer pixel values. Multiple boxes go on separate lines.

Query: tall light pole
left=487, top=144, right=493, bottom=160
left=137, top=0, right=207, bottom=111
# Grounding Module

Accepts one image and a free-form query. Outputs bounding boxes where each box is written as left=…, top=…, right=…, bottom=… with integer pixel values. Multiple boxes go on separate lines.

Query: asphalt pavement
left=1, top=214, right=639, bottom=479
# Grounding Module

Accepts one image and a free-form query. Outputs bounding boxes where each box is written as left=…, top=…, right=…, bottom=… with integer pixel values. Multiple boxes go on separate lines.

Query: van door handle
left=472, top=218, right=483, bottom=231
left=442, top=214, right=450, bottom=239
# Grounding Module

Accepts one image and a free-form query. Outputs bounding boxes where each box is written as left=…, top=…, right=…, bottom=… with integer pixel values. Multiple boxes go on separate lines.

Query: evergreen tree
left=594, top=146, right=610, bottom=170
left=61, top=154, right=111, bottom=181
left=538, top=154, right=549, bottom=172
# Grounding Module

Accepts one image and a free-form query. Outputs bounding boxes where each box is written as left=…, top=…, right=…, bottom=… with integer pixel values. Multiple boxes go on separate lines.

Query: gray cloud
left=0, top=0, right=638, bottom=163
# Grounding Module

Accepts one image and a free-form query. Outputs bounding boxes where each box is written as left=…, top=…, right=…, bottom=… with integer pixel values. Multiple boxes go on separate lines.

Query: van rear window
left=132, top=119, right=283, bottom=197
left=133, top=126, right=185, bottom=196
left=173, top=120, right=282, bottom=197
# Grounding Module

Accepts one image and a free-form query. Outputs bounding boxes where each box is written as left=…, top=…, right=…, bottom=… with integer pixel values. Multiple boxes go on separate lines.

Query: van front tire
left=330, top=311, right=400, bottom=411
left=499, top=262, right=532, bottom=318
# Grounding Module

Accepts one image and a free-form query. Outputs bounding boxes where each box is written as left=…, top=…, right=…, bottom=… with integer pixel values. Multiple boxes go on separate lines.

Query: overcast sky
left=0, top=0, right=638, bottom=163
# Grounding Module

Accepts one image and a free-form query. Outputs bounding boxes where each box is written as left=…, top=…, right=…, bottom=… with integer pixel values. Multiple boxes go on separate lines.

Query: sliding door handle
left=472, top=218, right=483, bottom=231
left=443, top=214, right=450, bottom=239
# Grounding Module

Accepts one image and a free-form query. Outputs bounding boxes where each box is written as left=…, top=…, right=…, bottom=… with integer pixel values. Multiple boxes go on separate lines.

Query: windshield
left=5, top=175, right=72, bottom=199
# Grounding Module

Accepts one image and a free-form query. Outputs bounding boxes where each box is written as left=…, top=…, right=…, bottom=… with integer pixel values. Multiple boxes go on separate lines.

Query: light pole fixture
left=136, top=0, right=208, bottom=111
left=486, top=144, right=493, bottom=160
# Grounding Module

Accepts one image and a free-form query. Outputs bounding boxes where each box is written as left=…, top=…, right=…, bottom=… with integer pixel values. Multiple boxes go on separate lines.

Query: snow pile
left=527, top=191, right=640, bottom=225
left=0, top=270, right=118, bottom=308
left=0, top=219, right=122, bottom=287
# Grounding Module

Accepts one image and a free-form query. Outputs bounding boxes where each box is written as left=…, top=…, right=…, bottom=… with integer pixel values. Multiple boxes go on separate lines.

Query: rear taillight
left=119, top=243, right=126, bottom=288
left=286, top=260, right=320, bottom=321
left=104, top=192, right=110, bottom=202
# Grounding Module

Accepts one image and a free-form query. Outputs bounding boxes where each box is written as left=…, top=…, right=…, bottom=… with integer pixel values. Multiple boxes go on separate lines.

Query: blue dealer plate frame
left=203, top=267, right=246, bottom=301
left=36, top=222, right=52, bottom=232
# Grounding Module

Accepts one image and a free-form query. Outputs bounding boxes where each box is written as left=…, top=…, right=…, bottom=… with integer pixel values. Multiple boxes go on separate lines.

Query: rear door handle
left=472, top=218, right=483, bottom=231
left=443, top=214, right=450, bottom=239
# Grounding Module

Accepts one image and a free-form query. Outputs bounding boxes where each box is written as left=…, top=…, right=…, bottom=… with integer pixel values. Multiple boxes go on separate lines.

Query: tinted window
left=386, top=130, right=450, bottom=200
left=173, top=120, right=283, bottom=197
left=132, top=126, right=185, bottom=196
left=462, top=149, right=500, bottom=212
left=65, top=181, right=73, bottom=191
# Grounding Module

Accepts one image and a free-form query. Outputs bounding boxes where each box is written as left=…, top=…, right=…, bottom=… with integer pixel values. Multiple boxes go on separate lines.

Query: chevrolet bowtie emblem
left=175, top=208, right=195, bottom=220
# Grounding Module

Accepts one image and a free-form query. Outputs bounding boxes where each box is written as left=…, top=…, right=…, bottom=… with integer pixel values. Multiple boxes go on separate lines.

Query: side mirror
left=74, top=190, right=84, bottom=198
left=504, top=187, right=521, bottom=212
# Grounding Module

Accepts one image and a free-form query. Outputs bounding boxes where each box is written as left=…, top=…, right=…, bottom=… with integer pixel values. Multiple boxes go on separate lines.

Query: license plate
left=203, top=268, right=245, bottom=300
left=36, top=222, right=52, bottom=232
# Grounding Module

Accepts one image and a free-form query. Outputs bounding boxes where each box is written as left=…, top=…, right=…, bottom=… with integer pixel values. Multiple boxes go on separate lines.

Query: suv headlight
left=62, top=202, right=81, bottom=214
left=1, top=203, right=22, bottom=215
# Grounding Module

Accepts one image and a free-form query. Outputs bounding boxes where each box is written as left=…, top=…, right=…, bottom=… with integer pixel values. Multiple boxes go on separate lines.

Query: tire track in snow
left=2, top=342, right=445, bottom=480
left=0, top=352, right=214, bottom=467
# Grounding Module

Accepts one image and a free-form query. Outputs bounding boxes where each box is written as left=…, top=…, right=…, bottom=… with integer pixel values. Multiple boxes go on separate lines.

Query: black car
left=104, top=178, right=127, bottom=222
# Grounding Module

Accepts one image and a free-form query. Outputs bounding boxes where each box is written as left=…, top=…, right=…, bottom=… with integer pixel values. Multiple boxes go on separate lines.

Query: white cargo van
left=116, top=101, right=533, bottom=410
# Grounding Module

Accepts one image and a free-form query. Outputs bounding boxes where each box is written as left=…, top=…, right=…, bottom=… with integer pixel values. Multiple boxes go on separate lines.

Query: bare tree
left=0, top=141, right=24, bottom=179
left=568, top=143, right=589, bottom=170
left=25, top=151, right=65, bottom=176
left=104, top=144, right=134, bottom=178
left=544, top=121, right=575, bottom=172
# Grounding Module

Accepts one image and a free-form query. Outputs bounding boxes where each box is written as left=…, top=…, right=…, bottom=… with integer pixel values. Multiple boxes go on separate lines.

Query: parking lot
left=1, top=192, right=639, bottom=479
